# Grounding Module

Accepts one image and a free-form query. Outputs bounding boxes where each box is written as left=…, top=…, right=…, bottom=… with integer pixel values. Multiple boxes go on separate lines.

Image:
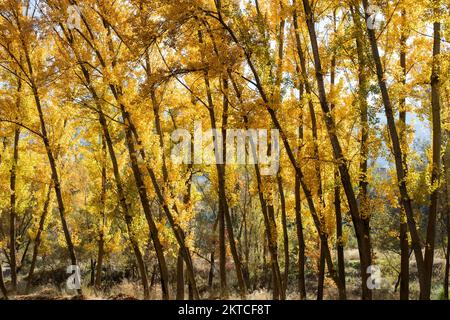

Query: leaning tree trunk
left=9, top=126, right=20, bottom=292
left=277, top=174, right=289, bottom=297
left=203, top=71, right=247, bottom=298
left=22, top=44, right=80, bottom=293
left=176, top=249, right=185, bottom=300
left=301, top=0, right=371, bottom=299
left=274, top=5, right=289, bottom=298
left=98, top=109, right=151, bottom=299
left=317, top=241, right=326, bottom=300
left=101, top=22, right=170, bottom=298
left=398, top=8, right=410, bottom=300
left=119, top=101, right=170, bottom=300
left=26, top=183, right=52, bottom=293
left=362, top=0, right=426, bottom=296
left=445, top=186, right=450, bottom=299
left=292, top=45, right=307, bottom=301
left=423, top=4, right=442, bottom=300
left=334, top=171, right=346, bottom=299
left=217, top=1, right=343, bottom=296
left=329, top=14, right=347, bottom=299
left=444, top=124, right=450, bottom=299
left=76, top=59, right=151, bottom=299
left=61, top=10, right=151, bottom=300
left=31, top=85, right=80, bottom=294
left=95, top=137, right=107, bottom=289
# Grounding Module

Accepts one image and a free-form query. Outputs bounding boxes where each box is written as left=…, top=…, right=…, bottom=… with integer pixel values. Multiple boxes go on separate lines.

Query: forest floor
left=2, top=249, right=447, bottom=300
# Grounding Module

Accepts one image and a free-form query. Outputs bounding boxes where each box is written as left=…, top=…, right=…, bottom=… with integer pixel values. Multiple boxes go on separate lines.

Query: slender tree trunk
left=89, top=259, right=96, bottom=286
left=292, top=1, right=324, bottom=209
left=9, top=126, right=20, bottom=292
left=444, top=123, right=450, bottom=299
left=99, top=109, right=151, bottom=299
left=350, top=8, right=372, bottom=277
left=294, top=62, right=307, bottom=301
left=301, top=0, right=371, bottom=299
left=423, top=4, right=442, bottom=299
left=208, top=249, right=216, bottom=290
left=102, top=21, right=170, bottom=298
left=203, top=70, right=247, bottom=298
left=362, top=0, right=425, bottom=296
left=317, top=241, right=326, bottom=300
left=267, top=203, right=283, bottom=300
left=62, top=29, right=151, bottom=296
left=218, top=187, right=227, bottom=298
left=241, top=186, right=251, bottom=290
left=208, top=214, right=219, bottom=293
left=445, top=199, right=450, bottom=299
left=295, top=171, right=307, bottom=299
left=277, top=174, right=289, bottom=296
left=399, top=8, right=409, bottom=300
left=218, top=1, right=343, bottom=296
left=245, top=116, right=283, bottom=300
left=129, top=122, right=200, bottom=299
left=22, top=51, right=80, bottom=294
left=32, top=87, right=80, bottom=290
left=176, top=249, right=185, bottom=300
left=329, top=13, right=347, bottom=299
left=334, top=171, right=346, bottom=299
left=6, top=8, right=79, bottom=295
left=26, top=183, right=52, bottom=293
left=119, top=102, right=170, bottom=300
left=76, top=61, right=151, bottom=298
left=95, top=137, right=107, bottom=289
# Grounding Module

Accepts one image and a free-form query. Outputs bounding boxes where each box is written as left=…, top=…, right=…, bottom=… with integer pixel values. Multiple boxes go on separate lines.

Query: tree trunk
left=100, top=109, right=151, bottom=299
left=208, top=214, right=219, bottom=292
left=60, top=25, right=150, bottom=299
left=176, top=248, right=185, bottom=300
left=295, top=171, right=307, bottom=299
left=293, top=61, right=307, bottom=301
left=399, top=8, right=409, bottom=300
left=129, top=122, right=200, bottom=299
left=219, top=2, right=343, bottom=297
left=102, top=22, right=170, bottom=297
left=423, top=5, right=442, bottom=300
left=329, top=12, right=347, bottom=299
left=267, top=203, right=283, bottom=300
left=317, top=241, right=326, bottom=300
left=203, top=71, right=247, bottom=298
left=362, top=0, right=425, bottom=296
left=32, top=87, right=80, bottom=294
left=95, top=137, right=107, bottom=289
left=334, top=171, right=346, bottom=299
left=444, top=116, right=450, bottom=299
left=90, top=259, right=96, bottom=286
left=82, top=77, right=151, bottom=299
left=20, top=40, right=80, bottom=292
left=9, top=126, right=20, bottom=292
left=26, top=183, right=52, bottom=293
left=277, top=174, right=289, bottom=297
left=300, top=0, right=370, bottom=299
left=445, top=199, right=450, bottom=299
left=246, top=117, right=283, bottom=300
left=119, top=102, right=170, bottom=300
